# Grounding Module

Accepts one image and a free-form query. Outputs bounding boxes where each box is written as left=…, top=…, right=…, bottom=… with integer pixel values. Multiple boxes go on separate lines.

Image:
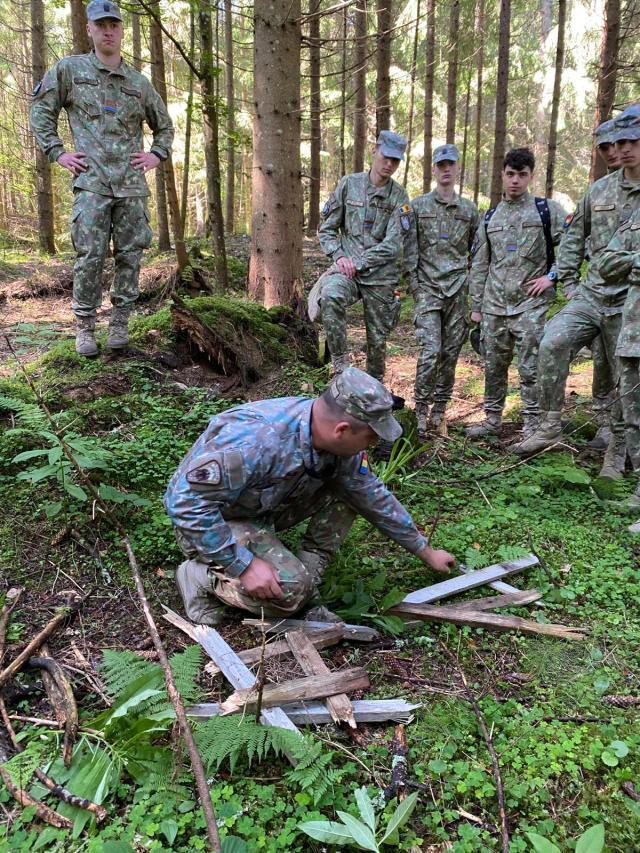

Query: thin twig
left=0, top=588, right=23, bottom=666
left=254, top=608, right=267, bottom=724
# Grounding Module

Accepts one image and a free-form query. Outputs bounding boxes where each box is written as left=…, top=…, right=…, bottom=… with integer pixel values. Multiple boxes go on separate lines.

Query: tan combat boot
left=465, top=413, right=502, bottom=439
left=415, top=402, right=429, bottom=440
left=522, top=415, right=540, bottom=440
left=107, top=306, right=131, bottom=349
left=175, top=560, right=225, bottom=625
left=331, top=353, right=349, bottom=375
left=75, top=316, right=99, bottom=357
left=430, top=406, right=448, bottom=437
left=511, top=411, right=562, bottom=455
left=598, top=435, right=627, bottom=480
left=587, top=424, right=611, bottom=451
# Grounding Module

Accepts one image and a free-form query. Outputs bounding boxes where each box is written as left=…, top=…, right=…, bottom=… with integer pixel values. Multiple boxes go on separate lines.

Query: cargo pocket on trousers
left=70, top=207, right=82, bottom=253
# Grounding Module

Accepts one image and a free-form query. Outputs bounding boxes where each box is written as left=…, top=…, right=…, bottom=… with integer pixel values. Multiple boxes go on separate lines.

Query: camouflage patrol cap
left=594, top=119, right=616, bottom=147
left=376, top=130, right=407, bottom=161
left=612, top=104, right=640, bottom=142
left=329, top=367, right=402, bottom=441
left=433, top=143, right=459, bottom=164
left=86, top=0, right=123, bottom=22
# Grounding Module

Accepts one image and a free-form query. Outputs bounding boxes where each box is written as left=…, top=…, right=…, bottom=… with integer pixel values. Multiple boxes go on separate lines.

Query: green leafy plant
left=526, top=823, right=604, bottom=853
left=298, top=786, right=418, bottom=850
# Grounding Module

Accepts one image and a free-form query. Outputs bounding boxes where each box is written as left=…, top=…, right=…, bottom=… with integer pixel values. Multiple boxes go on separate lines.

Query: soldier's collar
left=89, top=50, right=127, bottom=76
left=434, top=189, right=459, bottom=205
left=502, top=191, right=531, bottom=205
left=305, top=402, right=338, bottom=477
left=366, top=172, right=392, bottom=196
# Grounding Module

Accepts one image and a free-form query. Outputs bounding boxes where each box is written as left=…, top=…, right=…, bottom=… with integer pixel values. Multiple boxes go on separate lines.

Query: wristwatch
left=547, top=270, right=558, bottom=282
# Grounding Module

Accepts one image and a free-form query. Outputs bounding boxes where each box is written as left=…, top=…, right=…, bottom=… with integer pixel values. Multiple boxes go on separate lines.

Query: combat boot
left=465, top=413, right=502, bottom=439
left=605, top=483, right=640, bottom=514
left=176, top=560, right=225, bottom=625
left=107, top=306, right=131, bottom=349
left=511, top=411, right=562, bottom=455
left=598, top=435, right=627, bottom=480
left=587, top=424, right=611, bottom=451
left=430, top=406, right=448, bottom=437
left=297, top=549, right=327, bottom=588
left=415, top=402, right=429, bottom=439
left=331, top=353, right=349, bottom=375
left=75, top=316, right=99, bottom=357
left=522, top=415, right=540, bottom=440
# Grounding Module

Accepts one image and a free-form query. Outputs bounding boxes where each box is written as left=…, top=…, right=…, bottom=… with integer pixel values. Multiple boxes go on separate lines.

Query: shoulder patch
left=185, top=449, right=245, bottom=490
left=32, top=80, right=43, bottom=98
left=399, top=203, right=411, bottom=214
left=321, top=194, right=336, bottom=219
left=358, top=452, right=369, bottom=475
left=563, top=212, right=574, bottom=230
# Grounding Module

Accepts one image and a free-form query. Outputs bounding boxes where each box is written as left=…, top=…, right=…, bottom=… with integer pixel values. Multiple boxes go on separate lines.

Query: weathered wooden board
left=187, top=699, right=421, bottom=724
left=219, top=668, right=370, bottom=715
left=444, top=590, right=542, bottom=612
left=402, top=554, right=539, bottom=605
left=285, top=630, right=356, bottom=728
left=243, top=618, right=379, bottom=642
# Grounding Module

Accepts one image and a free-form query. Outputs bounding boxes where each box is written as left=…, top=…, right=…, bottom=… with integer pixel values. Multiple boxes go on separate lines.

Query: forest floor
left=0, top=240, right=639, bottom=853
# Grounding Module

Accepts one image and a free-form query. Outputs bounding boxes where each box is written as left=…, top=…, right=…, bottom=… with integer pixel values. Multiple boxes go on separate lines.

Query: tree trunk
left=31, top=0, right=55, bottom=254
left=459, top=70, right=472, bottom=193
left=307, top=0, right=321, bottom=233
left=403, top=0, right=421, bottom=186
left=148, top=10, right=171, bottom=253
left=224, top=0, right=235, bottom=233
left=249, top=0, right=303, bottom=308
left=181, top=4, right=196, bottom=233
left=199, top=5, right=229, bottom=289
left=590, top=0, right=621, bottom=182
left=375, top=0, right=391, bottom=136
left=69, top=0, right=91, bottom=54
left=131, top=6, right=142, bottom=71
left=446, top=0, right=460, bottom=144
left=149, top=6, right=188, bottom=271
left=422, top=0, right=436, bottom=192
left=353, top=0, right=368, bottom=172
left=490, top=0, right=511, bottom=206
left=472, top=0, right=485, bottom=204
left=545, top=0, right=566, bottom=197
left=339, top=4, right=347, bottom=177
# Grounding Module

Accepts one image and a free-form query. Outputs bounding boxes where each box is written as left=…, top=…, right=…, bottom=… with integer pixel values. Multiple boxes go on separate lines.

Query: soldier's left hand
left=130, top=151, right=161, bottom=173
left=418, top=546, right=456, bottom=574
left=526, top=275, right=554, bottom=297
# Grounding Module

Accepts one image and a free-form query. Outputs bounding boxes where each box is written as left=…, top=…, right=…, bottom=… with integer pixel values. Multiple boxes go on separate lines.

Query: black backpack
left=483, top=197, right=555, bottom=273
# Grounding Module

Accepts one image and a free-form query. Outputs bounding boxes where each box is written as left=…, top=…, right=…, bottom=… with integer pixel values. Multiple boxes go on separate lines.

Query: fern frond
left=169, top=645, right=204, bottom=704
left=286, top=736, right=337, bottom=803
left=193, top=717, right=297, bottom=773
left=0, top=395, right=48, bottom=431
left=496, top=544, right=530, bottom=562
left=99, top=649, right=159, bottom=698
left=2, top=738, right=49, bottom=787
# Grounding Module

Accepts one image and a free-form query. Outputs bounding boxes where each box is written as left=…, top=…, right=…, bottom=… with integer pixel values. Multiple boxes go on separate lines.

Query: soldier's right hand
left=239, top=556, right=284, bottom=600
left=57, top=152, right=88, bottom=176
left=470, top=311, right=482, bottom=324
left=336, top=257, right=357, bottom=278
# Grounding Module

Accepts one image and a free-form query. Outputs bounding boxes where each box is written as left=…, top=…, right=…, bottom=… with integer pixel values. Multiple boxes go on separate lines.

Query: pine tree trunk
left=148, top=9, right=171, bottom=253
left=403, top=0, right=421, bottom=187
left=199, top=5, right=229, bottom=289
left=69, top=0, right=91, bottom=54
left=131, top=6, right=142, bottom=71
left=181, top=4, right=196, bottom=233
left=590, top=0, right=621, bottom=181
left=472, top=0, right=485, bottom=204
left=307, top=0, right=321, bottom=233
left=446, top=0, right=460, bottom=144
left=339, top=5, right=347, bottom=177
left=545, top=0, right=566, bottom=197
left=375, top=0, right=392, bottom=136
left=459, top=71, right=472, bottom=193
left=422, top=0, right=436, bottom=192
left=224, top=0, right=235, bottom=233
left=31, top=0, right=55, bottom=254
left=353, top=0, right=368, bottom=172
left=490, top=0, right=511, bottom=206
left=249, top=0, right=303, bottom=307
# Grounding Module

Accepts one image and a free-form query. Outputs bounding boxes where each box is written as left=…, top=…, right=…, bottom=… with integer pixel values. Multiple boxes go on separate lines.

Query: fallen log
left=28, top=651, right=78, bottom=767
left=285, top=630, right=356, bottom=729
left=187, top=698, right=421, bottom=724
left=219, top=668, right=370, bottom=716
left=443, top=590, right=542, bottom=613
left=389, top=603, right=585, bottom=640
left=383, top=724, right=409, bottom=802
left=243, top=618, right=379, bottom=643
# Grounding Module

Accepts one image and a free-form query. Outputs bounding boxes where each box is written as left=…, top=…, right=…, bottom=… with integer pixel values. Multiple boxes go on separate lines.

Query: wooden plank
left=243, top=618, right=379, bottom=642
left=204, top=626, right=345, bottom=676
left=161, top=607, right=300, bottom=737
left=187, top=698, right=422, bottom=724
left=219, top=668, right=370, bottom=715
left=444, top=590, right=542, bottom=613
left=389, top=602, right=585, bottom=640
left=285, top=630, right=356, bottom=729
left=402, top=554, right=539, bottom=605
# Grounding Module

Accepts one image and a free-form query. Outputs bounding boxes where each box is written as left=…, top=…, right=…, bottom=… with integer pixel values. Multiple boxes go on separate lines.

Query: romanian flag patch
left=359, top=452, right=369, bottom=475
left=563, top=212, right=575, bottom=230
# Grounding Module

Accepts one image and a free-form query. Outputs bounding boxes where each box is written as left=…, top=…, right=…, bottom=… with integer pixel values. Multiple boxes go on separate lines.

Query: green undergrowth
left=1, top=350, right=639, bottom=851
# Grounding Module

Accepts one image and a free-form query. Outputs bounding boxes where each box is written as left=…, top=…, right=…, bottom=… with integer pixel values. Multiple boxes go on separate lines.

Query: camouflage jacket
left=318, top=172, right=409, bottom=284
left=29, top=51, right=174, bottom=198
left=469, top=193, right=566, bottom=316
left=556, top=169, right=640, bottom=308
left=597, top=209, right=640, bottom=357
left=164, top=397, right=427, bottom=576
left=404, top=190, right=480, bottom=304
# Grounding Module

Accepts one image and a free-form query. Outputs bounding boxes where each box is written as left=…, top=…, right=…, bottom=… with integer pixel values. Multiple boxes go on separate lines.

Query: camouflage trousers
left=319, top=269, right=398, bottom=380
left=71, top=190, right=152, bottom=319
left=480, top=305, right=547, bottom=419
left=591, top=335, right=615, bottom=412
left=619, top=357, right=640, bottom=472
left=413, top=288, right=468, bottom=408
left=175, top=487, right=357, bottom=617
left=537, top=295, right=624, bottom=436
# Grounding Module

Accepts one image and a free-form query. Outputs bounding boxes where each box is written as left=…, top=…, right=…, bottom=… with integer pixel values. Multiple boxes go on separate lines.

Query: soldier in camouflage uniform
left=315, top=131, right=410, bottom=380
left=404, top=144, right=479, bottom=438
left=29, top=1, right=173, bottom=357
left=466, top=148, right=567, bottom=440
left=164, top=367, right=456, bottom=625
left=514, top=106, right=640, bottom=479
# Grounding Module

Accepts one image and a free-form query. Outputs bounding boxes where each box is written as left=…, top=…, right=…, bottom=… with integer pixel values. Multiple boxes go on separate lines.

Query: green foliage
left=194, top=716, right=297, bottom=774
left=526, top=823, right=604, bottom=853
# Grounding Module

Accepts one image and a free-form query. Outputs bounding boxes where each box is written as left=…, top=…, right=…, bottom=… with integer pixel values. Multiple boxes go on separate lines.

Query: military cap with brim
left=376, top=130, right=407, bottom=161
left=594, top=119, right=616, bottom=146
left=329, top=367, right=402, bottom=442
left=612, top=104, right=640, bottom=142
left=86, top=0, right=123, bottom=22
left=433, top=143, right=459, bottom=164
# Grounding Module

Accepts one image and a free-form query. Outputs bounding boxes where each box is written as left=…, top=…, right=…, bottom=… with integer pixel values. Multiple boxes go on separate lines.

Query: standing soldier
left=404, top=144, right=479, bottom=438
left=514, top=106, right=640, bottom=478
left=314, top=131, right=409, bottom=381
left=29, top=1, right=174, bottom=357
left=465, top=148, right=567, bottom=440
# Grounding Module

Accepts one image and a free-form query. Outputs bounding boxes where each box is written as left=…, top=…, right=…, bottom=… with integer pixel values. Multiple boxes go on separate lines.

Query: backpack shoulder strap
left=535, top=197, right=555, bottom=272
left=483, top=206, right=497, bottom=263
